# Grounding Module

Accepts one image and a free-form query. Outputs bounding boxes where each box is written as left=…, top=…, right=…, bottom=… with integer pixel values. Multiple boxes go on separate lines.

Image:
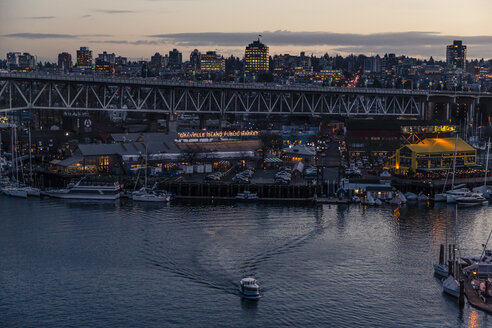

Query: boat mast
left=484, top=137, right=490, bottom=188
left=144, top=143, right=148, bottom=189
left=28, top=124, right=33, bottom=185
left=450, top=134, right=459, bottom=191
left=480, top=229, right=492, bottom=260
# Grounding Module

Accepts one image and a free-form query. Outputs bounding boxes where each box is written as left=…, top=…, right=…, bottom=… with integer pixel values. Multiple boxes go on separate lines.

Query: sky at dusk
left=1, top=0, right=491, bottom=61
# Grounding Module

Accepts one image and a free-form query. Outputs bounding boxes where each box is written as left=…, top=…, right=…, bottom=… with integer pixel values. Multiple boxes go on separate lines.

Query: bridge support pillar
left=167, top=114, right=177, bottom=134
left=199, top=115, right=207, bottom=130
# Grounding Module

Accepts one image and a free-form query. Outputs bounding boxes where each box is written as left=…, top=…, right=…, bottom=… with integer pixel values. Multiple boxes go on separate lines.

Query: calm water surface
left=1, top=196, right=492, bottom=327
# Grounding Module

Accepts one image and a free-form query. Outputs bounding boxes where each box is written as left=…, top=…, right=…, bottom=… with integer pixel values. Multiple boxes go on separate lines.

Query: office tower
left=200, top=51, right=225, bottom=74
left=245, top=38, right=269, bottom=75
left=446, top=40, right=467, bottom=69
left=76, top=47, right=93, bottom=72
left=58, top=52, right=72, bottom=72
left=189, top=49, right=201, bottom=73
left=168, top=49, right=182, bottom=68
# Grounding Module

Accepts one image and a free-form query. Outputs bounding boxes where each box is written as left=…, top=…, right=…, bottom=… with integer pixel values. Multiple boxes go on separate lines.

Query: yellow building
left=200, top=51, right=225, bottom=73
left=245, top=39, right=269, bottom=75
left=393, top=137, right=476, bottom=172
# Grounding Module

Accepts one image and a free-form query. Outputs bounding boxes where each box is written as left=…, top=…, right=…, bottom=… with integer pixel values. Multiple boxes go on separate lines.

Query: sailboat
left=442, top=206, right=461, bottom=298
left=472, top=137, right=492, bottom=199
left=132, top=144, right=170, bottom=202
left=1, top=125, right=27, bottom=198
left=446, top=135, right=470, bottom=203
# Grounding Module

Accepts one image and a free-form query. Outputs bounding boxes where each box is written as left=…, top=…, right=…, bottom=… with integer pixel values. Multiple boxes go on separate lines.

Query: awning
left=265, top=156, right=283, bottom=163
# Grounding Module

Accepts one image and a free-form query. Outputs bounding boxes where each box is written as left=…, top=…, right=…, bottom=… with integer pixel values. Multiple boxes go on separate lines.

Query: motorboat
left=473, top=185, right=492, bottom=199
left=1, top=186, right=28, bottom=198
left=44, top=179, right=121, bottom=200
left=446, top=188, right=471, bottom=204
left=404, top=192, right=418, bottom=201
left=389, top=194, right=402, bottom=206
left=456, top=193, right=488, bottom=207
left=443, top=276, right=460, bottom=298
left=374, top=198, right=383, bottom=206
left=434, top=263, right=449, bottom=278
left=21, top=186, right=41, bottom=197
left=235, top=191, right=259, bottom=201
left=239, top=277, right=260, bottom=300
left=132, top=187, right=171, bottom=202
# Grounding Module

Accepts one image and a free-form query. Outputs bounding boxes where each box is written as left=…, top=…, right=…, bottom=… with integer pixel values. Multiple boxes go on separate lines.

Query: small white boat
left=374, top=198, right=383, bottom=206
left=418, top=192, right=429, bottom=202
left=239, top=277, right=261, bottom=300
left=21, top=186, right=41, bottom=197
left=434, top=263, right=449, bottom=278
left=132, top=188, right=171, bottom=202
left=456, top=193, right=488, bottom=207
left=389, top=195, right=401, bottom=206
left=352, top=195, right=361, bottom=203
left=235, top=191, right=259, bottom=201
left=446, top=188, right=471, bottom=204
left=404, top=192, right=418, bottom=201
left=1, top=186, right=28, bottom=198
left=443, top=276, right=460, bottom=298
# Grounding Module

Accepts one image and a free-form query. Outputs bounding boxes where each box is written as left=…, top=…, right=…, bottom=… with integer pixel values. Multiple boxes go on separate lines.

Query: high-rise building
left=6, top=52, right=21, bottom=68
left=446, top=40, right=467, bottom=69
left=189, top=49, right=201, bottom=73
left=76, top=47, right=93, bottom=72
left=58, top=52, right=72, bottom=72
left=245, top=38, right=269, bottom=75
left=150, top=52, right=165, bottom=70
left=95, top=58, right=115, bottom=74
left=97, top=51, right=116, bottom=64
left=115, top=56, right=128, bottom=66
left=168, top=49, right=182, bottom=68
left=200, top=51, right=225, bottom=74
left=17, top=53, right=36, bottom=72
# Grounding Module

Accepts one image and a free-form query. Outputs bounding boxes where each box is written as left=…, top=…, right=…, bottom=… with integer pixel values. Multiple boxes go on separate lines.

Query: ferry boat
left=44, top=179, right=121, bottom=200
left=235, top=191, right=259, bottom=201
left=239, top=277, right=261, bottom=300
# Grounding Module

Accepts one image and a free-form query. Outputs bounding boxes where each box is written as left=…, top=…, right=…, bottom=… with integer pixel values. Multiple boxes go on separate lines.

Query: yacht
left=456, top=193, right=488, bottom=207
left=235, top=191, right=259, bottom=201
left=239, top=277, right=261, bottom=300
left=446, top=188, right=471, bottom=203
left=1, top=186, right=28, bottom=198
left=132, top=187, right=171, bottom=202
left=44, top=179, right=121, bottom=200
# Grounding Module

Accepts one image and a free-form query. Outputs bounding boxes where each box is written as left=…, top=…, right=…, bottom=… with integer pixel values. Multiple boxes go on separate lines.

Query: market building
left=392, top=137, right=476, bottom=173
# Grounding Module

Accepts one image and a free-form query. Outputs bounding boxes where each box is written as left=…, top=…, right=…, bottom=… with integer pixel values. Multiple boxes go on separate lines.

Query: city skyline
left=1, top=0, right=492, bottom=61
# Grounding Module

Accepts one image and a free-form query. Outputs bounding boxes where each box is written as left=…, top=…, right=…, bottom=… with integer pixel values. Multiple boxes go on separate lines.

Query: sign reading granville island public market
left=178, top=130, right=260, bottom=139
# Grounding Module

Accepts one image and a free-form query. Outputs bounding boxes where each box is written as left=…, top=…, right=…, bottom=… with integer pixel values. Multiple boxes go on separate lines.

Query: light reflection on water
left=1, top=197, right=492, bottom=327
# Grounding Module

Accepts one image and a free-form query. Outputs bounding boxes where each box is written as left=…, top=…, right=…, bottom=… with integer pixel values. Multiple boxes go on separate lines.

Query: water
left=1, top=197, right=492, bottom=327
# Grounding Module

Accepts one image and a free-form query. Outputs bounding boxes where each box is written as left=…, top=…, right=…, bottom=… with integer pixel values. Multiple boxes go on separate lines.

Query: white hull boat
left=404, top=192, right=418, bottom=201
left=434, top=193, right=447, bottom=202
left=2, top=187, right=28, bottom=198
left=434, top=263, right=449, bottom=278
left=239, top=277, right=260, bottom=300
left=235, top=191, right=259, bottom=201
left=132, top=188, right=170, bottom=202
left=44, top=180, right=121, bottom=200
left=456, top=193, right=488, bottom=207
left=443, top=276, right=460, bottom=298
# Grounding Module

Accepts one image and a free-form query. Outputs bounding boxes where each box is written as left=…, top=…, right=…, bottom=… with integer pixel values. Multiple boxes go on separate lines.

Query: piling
left=448, top=260, right=453, bottom=277
left=459, top=279, right=465, bottom=307
left=439, top=244, right=444, bottom=265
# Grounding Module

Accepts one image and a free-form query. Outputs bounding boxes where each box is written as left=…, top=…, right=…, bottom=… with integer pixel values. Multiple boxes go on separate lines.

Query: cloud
left=92, top=9, right=136, bottom=14
left=147, top=31, right=492, bottom=48
left=23, top=16, right=56, bottom=20
left=81, top=14, right=92, bottom=18
left=3, top=33, right=77, bottom=39
left=89, top=40, right=162, bottom=45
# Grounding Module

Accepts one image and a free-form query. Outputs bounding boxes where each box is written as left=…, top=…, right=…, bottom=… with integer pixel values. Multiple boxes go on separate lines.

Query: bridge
left=0, top=73, right=491, bottom=119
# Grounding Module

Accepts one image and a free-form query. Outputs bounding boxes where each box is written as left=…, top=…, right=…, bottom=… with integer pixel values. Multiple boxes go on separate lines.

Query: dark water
left=1, top=197, right=492, bottom=327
